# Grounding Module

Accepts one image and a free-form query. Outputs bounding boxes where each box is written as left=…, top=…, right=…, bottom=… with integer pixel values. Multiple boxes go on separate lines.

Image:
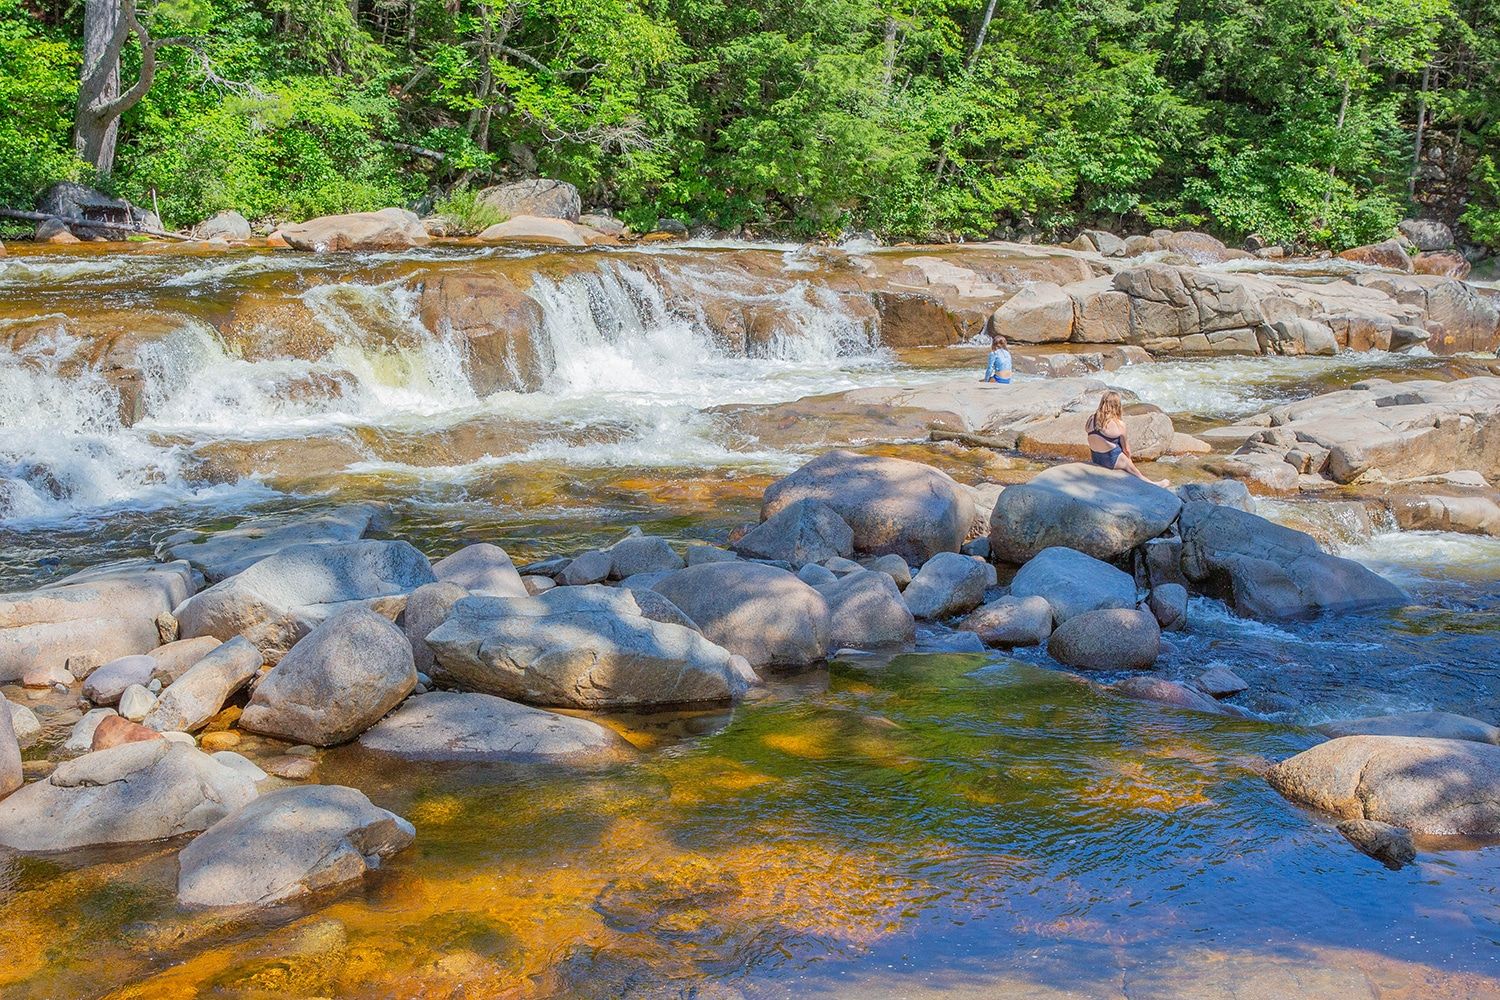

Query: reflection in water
left=2, top=657, right=1497, bottom=998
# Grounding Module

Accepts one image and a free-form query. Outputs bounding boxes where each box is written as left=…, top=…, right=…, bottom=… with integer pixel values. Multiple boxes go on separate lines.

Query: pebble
left=199, top=730, right=241, bottom=751
left=262, top=755, right=317, bottom=780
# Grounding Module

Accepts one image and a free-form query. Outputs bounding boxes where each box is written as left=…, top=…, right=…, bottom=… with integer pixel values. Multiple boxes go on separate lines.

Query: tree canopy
left=2, top=0, right=1496, bottom=249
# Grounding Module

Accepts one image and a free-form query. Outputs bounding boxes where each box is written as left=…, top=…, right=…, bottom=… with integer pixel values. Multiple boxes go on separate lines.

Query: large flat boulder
left=1178, top=502, right=1406, bottom=619
left=239, top=609, right=416, bottom=746
left=1009, top=546, right=1137, bottom=624
left=0, top=559, right=194, bottom=683
left=1268, top=736, right=1500, bottom=836
left=0, top=741, right=258, bottom=851
left=278, top=208, right=430, bottom=252
left=652, top=563, right=831, bottom=667
left=761, top=450, right=974, bottom=564
left=177, top=785, right=414, bottom=908
left=174, top=540, right=435, bottom=661
left=988, top=463, right=1181, bottom=563
left=162, top=504, right=384, bottom=582
left=427, top=586, right=748, bottom=707
left=1316, top=711, right=1499, bottom=745
left=143, top=637, right=262, bottom=733
left=477, top=216, right=601, bottom=246
left=358, top=691, right=629, bottom=763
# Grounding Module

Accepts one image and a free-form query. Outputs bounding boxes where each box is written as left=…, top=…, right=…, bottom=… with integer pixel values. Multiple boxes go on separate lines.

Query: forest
left=1, top=0, right=1497, bottom=249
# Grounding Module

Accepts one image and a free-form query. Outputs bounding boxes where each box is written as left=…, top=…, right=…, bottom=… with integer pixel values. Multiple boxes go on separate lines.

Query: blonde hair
left=1093, top=391, right=1124, bottom=427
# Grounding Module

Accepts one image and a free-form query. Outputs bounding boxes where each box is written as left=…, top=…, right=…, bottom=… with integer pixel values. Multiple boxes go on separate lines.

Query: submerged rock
left=1048, top=608, right=1160, bottom=670
left=988, top=463, right=1181, bottom=563
left=240, top=609, right=416, bottom=747
left=1146, top=583, right=1188, bottom=631
left=1110, top=676, right=1224, bottom=714
left=1178, top=502, right=1406, bottom=619
left=174, top=539, right=435, bottom=661
left=428, top=586, right=747, bottom=707
left=761, top=450, right=974, bottom=564
left=653, top=562, right=831, bottom=666
left=1009, top=546, right=1137, bottom=624
left=177, top=785, right=415, bottom=908
left=0, top=741, right=258, bottom=851
left=358, top=691, right=628, bottom=763
left=1316, top=711, right=1499, bottom=745
left=1268, top=735, right=1500, bottom=836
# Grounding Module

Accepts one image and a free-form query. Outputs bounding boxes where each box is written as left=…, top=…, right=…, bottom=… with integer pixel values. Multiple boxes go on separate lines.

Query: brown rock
left=1337, top=239, right=1413, bottom=273
left=1413, top=251, right=1471, bottom=279
left=416, top=271, right=544, bottom=393
left=199, top=730, right=241, bottom=751
left=90, top=714, right=165, bottom=751
left=278, top=208, right=430, bottom=252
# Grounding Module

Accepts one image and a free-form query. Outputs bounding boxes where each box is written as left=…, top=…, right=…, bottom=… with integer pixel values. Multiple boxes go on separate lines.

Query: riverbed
left=0, top=241, right=1497, bottom=998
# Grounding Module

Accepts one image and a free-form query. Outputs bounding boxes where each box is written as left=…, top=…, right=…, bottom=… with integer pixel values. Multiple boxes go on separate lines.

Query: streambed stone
left=734, top=498, right=854, bottom=566
left=162, top=504, right=385, bottom=582
left=901, top=553, right=991, bottom=620
left=428, top=586, right=747, bottom=707
left=433, top=542, right=527, bottom=598
left=177, top=785, right=415, bottom=908
left=652, top=562, right=831, bottom=666
left=958, top=595, right=1053, bottom=647
left=240, top=609, right=416, bottom=747
left=988, top=463, right=1181, bottom=563
left=0, top=740, right=258, bottom=851
left=359, top=691, right=628, bottom=763
left=1268, top=735, right=1500, bottom=835
left=175, top=540, right=435, bottom=661
left=818, top=570, right=915, bottom=650
left=1009, top=547, right=1136, bottom=624
left=1048, top=608, right=1160, bottom=670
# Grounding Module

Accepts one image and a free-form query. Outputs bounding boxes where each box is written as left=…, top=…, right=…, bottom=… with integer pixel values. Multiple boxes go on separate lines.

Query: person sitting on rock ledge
left=1086, top=390, right=1168, bottom=487
left=982, top=327, right=1012, bottom=384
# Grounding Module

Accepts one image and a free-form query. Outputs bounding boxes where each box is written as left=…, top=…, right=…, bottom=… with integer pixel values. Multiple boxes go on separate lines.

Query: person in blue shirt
left=982, top=330, right=1012, bottom=384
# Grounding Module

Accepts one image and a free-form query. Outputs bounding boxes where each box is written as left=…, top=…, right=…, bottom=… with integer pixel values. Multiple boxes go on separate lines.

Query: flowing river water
left=0, top=241, right=1497, bottom=998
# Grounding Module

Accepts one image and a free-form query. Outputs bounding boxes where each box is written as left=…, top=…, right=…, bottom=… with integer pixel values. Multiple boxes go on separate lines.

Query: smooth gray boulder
left=1111, top=676, right=1225, bottom=714
left=0, top=741, right=257, bottom=850
left=147, top=635, right=224, bottom=684
left=1010, top=546, right=1137, bottom=624
left=1317, top=711, right=1499, bottom=745
left=174, top=540, right=435, bottom=661
left=162, top=504, right=384, bottom=582
left=1178, top=502, right=1406, bottom=619
left=734, top=498, right=854, bottom=566
left=864, top=553, right=912, bottom=589
left=761, top=450, right=974, bottom=564
left=901, top=553, right=991, bottom=620
left=7, top=698, right=40, bottom=749
left=83, top=653, right=157, bottom=705
left=1197, top=665, right=1248, bottom=697
left=604, top=534, right=685, bottom=579
left=1268, top=735, right=1500, bottom=836
left=143, top=636, right=261, bottom=733
left=358, top=691, right=628, bottom=763
left=239, top=609, right=417, bottom=746
left=818, top=570, right=915, bottom=650
left=0, top=697, right=20, bottom=800
left=1175, top=479, right=1255, bottom=513
left=177, top=785, right=414, bottom=908
left=652, top=562, right=831, bottom=667
left=433, top=543, right=527, bottom=598
left=958, top=595, right=1053, bottom=647
left=797, top=563, right=838, bottom=587
left=1147, top=583, right=1188, bottom=631
left=0, top=559, right=193, bottom=683
left=561, top=550, right=612, bottom=586
left=1048, top=608, right=1160, bottom=670
left=427, top=586, right=747, bottom=707
left=402, top=581, right=468, bottom=673
left=988, top=463, right=1181, bottom=563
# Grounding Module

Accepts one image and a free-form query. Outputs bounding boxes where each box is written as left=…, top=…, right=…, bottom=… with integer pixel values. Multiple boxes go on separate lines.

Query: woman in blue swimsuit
left=1086, top=391, right=1169, bottom=486
left=982, top=329, right=1012, bottom=384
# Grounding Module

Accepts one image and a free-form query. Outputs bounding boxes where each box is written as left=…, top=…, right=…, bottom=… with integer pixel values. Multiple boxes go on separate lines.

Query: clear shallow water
left=1, top=244, right=1498, bottom=997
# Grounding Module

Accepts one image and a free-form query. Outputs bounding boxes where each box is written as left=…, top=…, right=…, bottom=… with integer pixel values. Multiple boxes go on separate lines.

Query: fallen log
left=0, top=207, right=191, bottom=242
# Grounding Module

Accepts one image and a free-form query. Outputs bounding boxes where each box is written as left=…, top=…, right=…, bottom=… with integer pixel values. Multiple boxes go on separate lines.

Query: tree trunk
left=1409, top=64, right=1430, bottom=201
left=1321, top=78, right=1351, bottom=221
left=75, top=0, right=126, bottom=174
left=882, top=15, right=897, bottom=93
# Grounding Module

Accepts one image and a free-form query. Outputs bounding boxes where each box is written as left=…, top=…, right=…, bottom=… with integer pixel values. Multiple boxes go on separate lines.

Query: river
left=0, top=240, right=1497, bottom=998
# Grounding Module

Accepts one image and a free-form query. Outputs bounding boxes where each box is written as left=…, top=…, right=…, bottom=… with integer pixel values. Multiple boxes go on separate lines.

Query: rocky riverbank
left=1, top=415, right=1495, bottom=901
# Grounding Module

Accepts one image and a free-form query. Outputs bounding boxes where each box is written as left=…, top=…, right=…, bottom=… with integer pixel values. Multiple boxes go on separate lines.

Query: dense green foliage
left=3, top=0, right=1498, bottom=248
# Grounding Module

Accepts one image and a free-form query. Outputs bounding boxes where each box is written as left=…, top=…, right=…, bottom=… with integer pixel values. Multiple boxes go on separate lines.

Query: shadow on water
left=2, top=650, right=1497, bottom=998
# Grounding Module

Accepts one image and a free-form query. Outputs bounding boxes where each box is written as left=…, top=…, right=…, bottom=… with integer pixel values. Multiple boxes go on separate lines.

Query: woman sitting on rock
left=1086, top=391, right=1168, bottom=487
left=982, top=327, right=1012, bottom=384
